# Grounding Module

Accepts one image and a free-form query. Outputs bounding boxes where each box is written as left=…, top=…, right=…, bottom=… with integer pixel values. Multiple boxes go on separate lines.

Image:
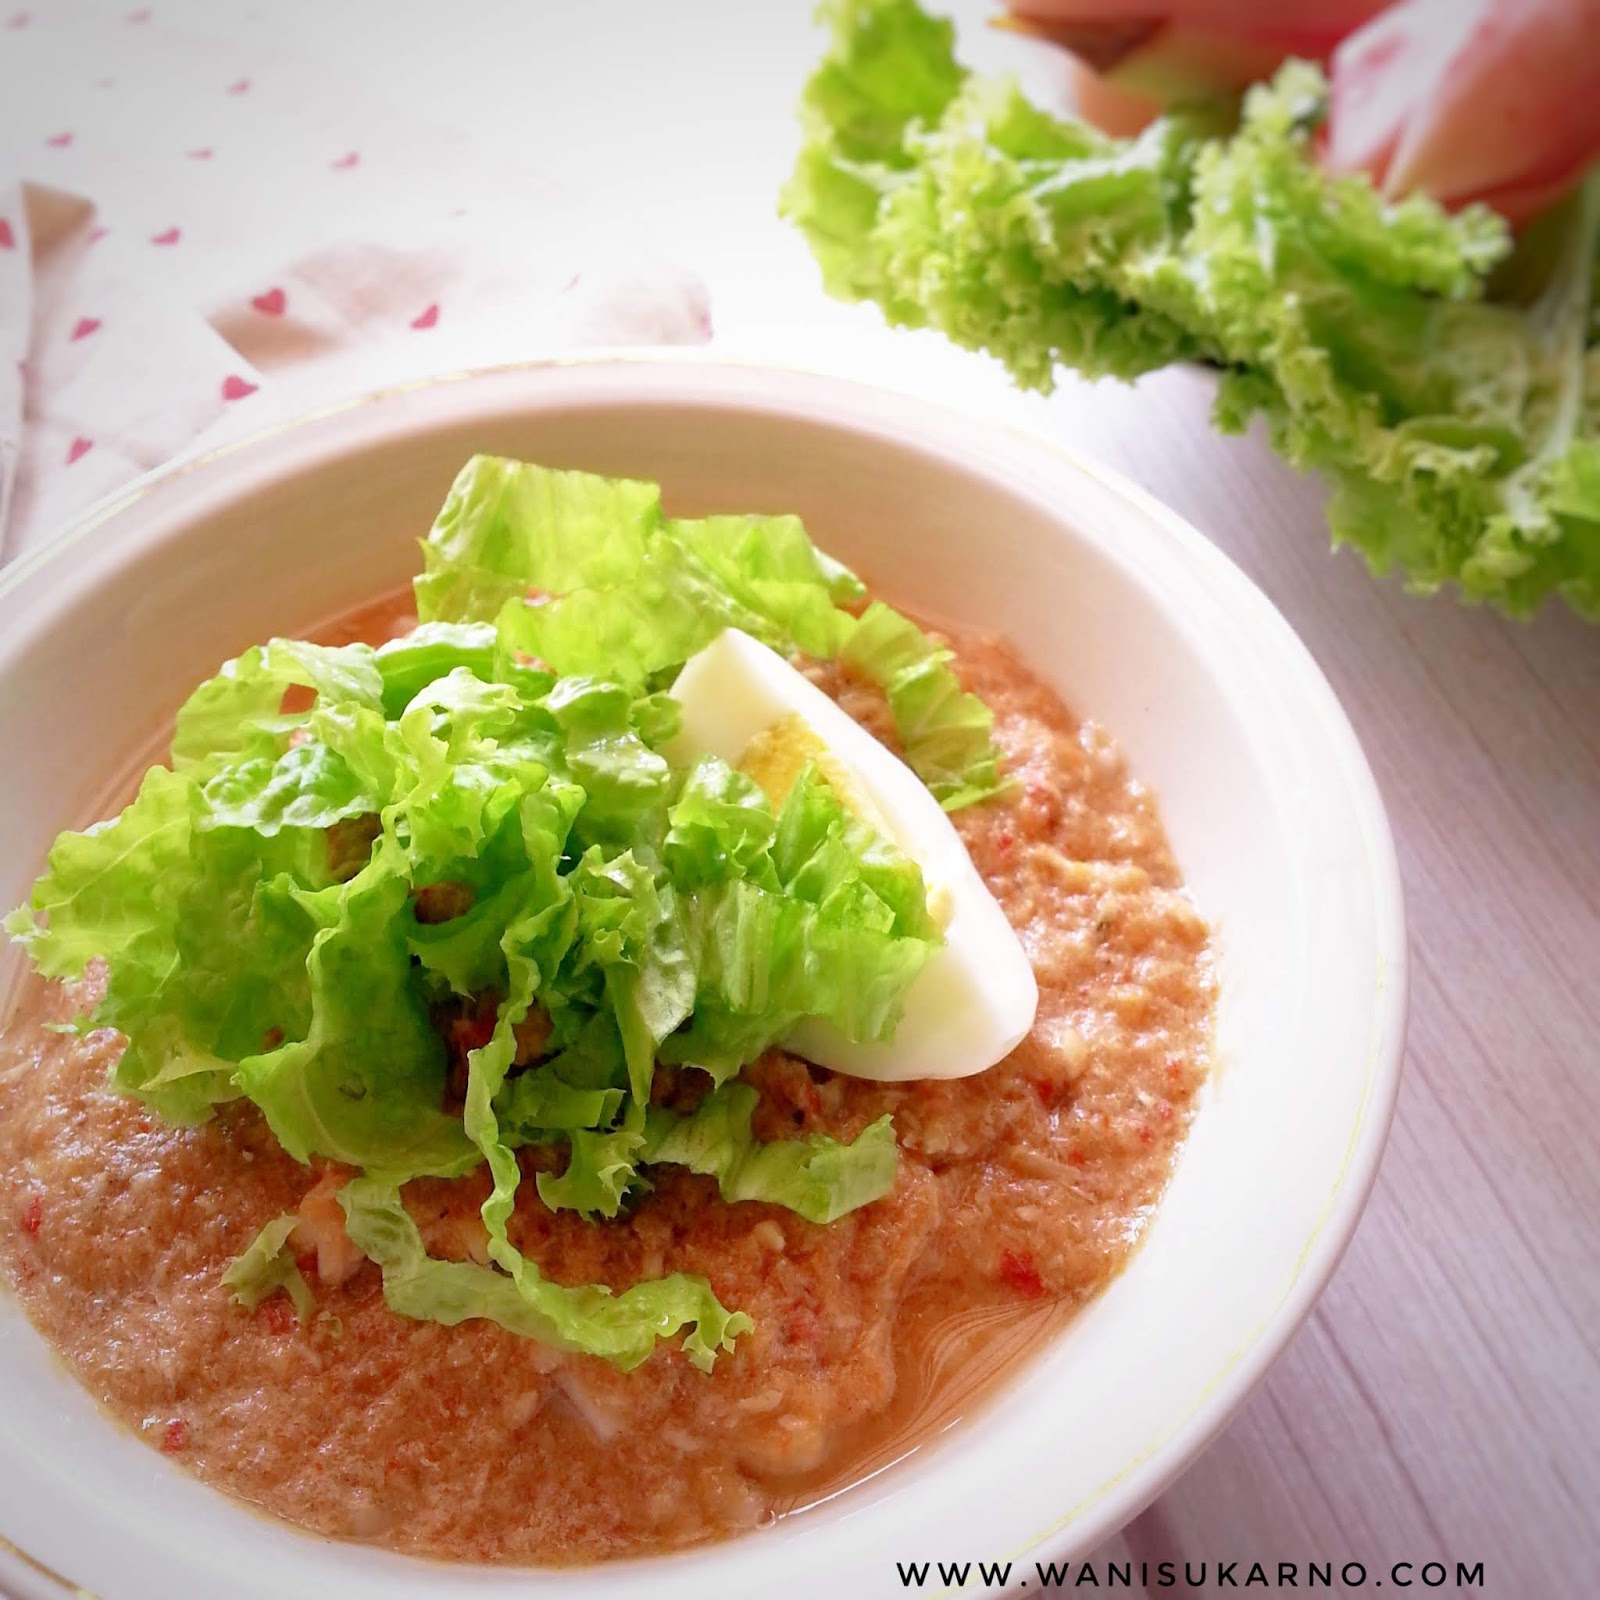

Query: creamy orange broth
left=0, top=603, right=1214, bottom=1563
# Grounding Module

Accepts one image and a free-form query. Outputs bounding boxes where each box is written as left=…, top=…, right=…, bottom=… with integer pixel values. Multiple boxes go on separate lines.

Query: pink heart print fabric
left=0, top=3, right=711, bottom=562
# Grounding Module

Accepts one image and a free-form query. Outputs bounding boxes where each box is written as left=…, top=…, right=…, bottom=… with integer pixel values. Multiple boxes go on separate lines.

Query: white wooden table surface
left=23, top=2, right=1600, bottom=1593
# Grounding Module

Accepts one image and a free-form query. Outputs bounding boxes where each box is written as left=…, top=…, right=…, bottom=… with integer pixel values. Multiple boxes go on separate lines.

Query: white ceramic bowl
left=0, top=357, right=1405, bottom=1600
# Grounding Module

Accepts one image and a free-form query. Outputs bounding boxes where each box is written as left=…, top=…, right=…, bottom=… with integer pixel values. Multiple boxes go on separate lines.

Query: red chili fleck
left=999, top=1249, right=1046, bottom=1300
left=20, top=1195, right=42, bottom=1236
left=1136, top=1122, right=1154, bottom=1146
left=161, top=1419, right=190, bottom=1453
left=995, top=828, right=1015, bottom=856
left=1065, top=1148, right=1087, bottom=1168
left=260, top=1298, right=295, bottom=1335
left=1032, top=1078, right=1069, bottom=1111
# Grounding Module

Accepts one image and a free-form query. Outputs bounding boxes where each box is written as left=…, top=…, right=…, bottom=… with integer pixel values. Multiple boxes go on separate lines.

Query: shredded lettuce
left=661, top=760, right=939, bottom=1079
left=222, top=1214, right=314, bottom=1323
left=782, top=0, right=1600, bottom=619
left=232, top=848, right=480, bottom=1179
left=7, top=457, right=999, bottom=1370
left=843, top=602, right=1008, bottom=809
left=337, top=1176, right=750, bottom=1372
left=421, top=454, right=1009, bottom=799
left=643, top=1084, right=896, bottom=1225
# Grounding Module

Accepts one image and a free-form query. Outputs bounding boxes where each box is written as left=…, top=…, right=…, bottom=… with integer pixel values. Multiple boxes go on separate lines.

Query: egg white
left=666, top=627, right=1038, bottom=1081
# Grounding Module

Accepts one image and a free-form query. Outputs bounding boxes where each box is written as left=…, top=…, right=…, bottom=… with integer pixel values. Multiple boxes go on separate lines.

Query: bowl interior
left=0, top=361, right=1403, bottom=1600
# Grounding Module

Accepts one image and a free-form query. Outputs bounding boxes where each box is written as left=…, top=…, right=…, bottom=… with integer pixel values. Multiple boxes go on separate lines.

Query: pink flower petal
left=1328, top=0, right=1600, bottom=221
left=45, top=131, right=73, bottom=148
left=88, top=225, right=109, bottom=245
left=331, top=151, right=360, bottom=170
left=70, top=316, right=101, bottom=341
left=1325, top=0, right=1468, bottom=189
left=150, top=226, right=181, bottom=246
left=221, top=375, right=259, bottom=402
left=411, top=303, right=440, bottom=331
left=250, top=287, right=287, bottom=316
left=187, top=147, right=214, bottom=160
left=66, top=437, right=93, bottom=466
left=226, top=77, right=250, bottom=94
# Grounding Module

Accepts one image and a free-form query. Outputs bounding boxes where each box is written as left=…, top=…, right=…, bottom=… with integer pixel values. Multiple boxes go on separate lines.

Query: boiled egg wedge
left=666, top=627, right=1038, bottom=1082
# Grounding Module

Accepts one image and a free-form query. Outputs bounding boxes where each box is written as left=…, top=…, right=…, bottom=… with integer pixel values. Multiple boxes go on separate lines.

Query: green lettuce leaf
left=4, top=766, right=329, bottom=1124
left=413, top=455, right=662, bottom=624
left=523, top=848, right=696, bottom=1217
left=8, top=453, right=989, bottom=1371
left=782, top=0, right=1600, bottom=619
left=784, top=0, right=1201, bottom=388
left=418, top=455, right=861, bottom=675
left=844, top=601, right=1009, bottom=808
left=337, top=1176, right=751, bottom=1371
left=496, top=1066, right=625, bottom=1138
left=6, top=764, right=197, bottom=990
left=539, top=679, right=673, bottom=848
left=457, top=799, right=583, bottom=1266
left=221, top=1214, right=314, bottom=1322
left=664, top=756, right=781, bottom=889
left=663, top=765, right=939, bottom=1077
left=772, top=758, right=938, bottom=939
left=535, top=1111, right=648, bottom=1220
left=417, top=453, right=1011, bottom=795
left=171, top=639, right=385, bottom=770
left=200, top=741, right=378, bottom=836
left=233, top=847, right=477, bottom=1178
left=642, top=1083, right=897, bottom=1224
left=667, top=512, right=863, bottom=657
left=374, top=621, right=502, bottom=716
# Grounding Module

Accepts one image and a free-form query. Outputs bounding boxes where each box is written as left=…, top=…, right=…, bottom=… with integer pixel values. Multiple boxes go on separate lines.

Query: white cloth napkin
left=0, top=1, right=710, bottom=563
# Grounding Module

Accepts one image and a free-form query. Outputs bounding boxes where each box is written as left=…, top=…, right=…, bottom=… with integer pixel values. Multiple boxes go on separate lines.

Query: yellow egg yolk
left=737, top=714, right=953, bottom=930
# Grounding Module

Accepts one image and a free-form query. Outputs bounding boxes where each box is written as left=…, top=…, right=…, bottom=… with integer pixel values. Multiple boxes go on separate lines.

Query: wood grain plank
left=1045, top=370, right=1600, bottom=1595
